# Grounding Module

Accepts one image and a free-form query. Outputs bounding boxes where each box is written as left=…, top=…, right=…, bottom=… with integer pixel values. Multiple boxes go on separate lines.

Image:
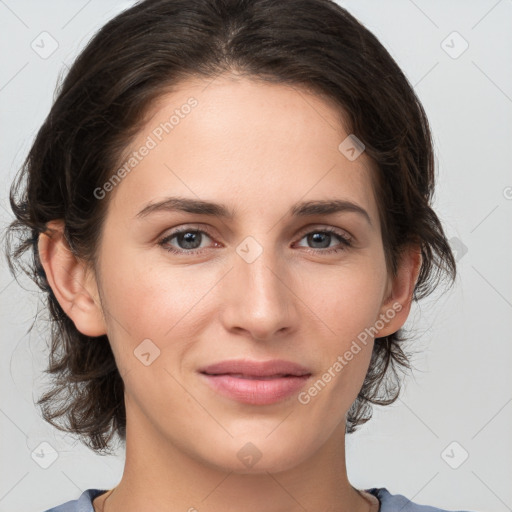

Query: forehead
left=105, top=73, right=379, bottom=225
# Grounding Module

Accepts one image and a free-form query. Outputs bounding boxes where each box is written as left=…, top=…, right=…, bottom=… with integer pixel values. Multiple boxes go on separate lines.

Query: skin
left=38, top=73, right=421, bottom=512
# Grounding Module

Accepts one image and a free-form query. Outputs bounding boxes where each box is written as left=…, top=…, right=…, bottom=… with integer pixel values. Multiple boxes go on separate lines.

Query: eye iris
left=178, top=231, right=202, bottom=249
left=308, top=232, right=331, bottom=249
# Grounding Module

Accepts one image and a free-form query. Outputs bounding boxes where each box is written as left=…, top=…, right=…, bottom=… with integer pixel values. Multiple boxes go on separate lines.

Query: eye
left=294, top=227, right=353, bottom=254
left=158, top=227, right=216, bottom=254
left=157, top=225, right=353, bottom=255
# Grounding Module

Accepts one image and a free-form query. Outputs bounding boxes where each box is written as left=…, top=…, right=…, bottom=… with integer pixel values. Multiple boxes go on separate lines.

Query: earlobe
left=375, top=245, right=422, bottom=338
left=38, top=220, right=107, bottom=337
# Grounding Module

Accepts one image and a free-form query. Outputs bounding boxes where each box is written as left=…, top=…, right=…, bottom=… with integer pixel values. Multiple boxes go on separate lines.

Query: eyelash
left=157, top=225, right=353, bottom=256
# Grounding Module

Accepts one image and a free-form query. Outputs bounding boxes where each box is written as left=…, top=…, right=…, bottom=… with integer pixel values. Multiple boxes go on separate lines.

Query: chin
left=199, top=435, right=314, bottom=475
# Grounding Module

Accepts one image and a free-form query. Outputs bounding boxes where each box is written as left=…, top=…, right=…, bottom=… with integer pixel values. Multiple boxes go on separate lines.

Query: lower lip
left=200, top=373, right=311, bottom=405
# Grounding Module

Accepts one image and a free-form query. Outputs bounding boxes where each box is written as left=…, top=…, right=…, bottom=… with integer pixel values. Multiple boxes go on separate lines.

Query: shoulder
left=366, top=487, right=478, bottom=512
left=40, top=489, right=108, bottom=512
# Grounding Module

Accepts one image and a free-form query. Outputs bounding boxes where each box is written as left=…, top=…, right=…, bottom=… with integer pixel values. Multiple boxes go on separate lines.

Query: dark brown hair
left=4, top=0, right=456, bottom=454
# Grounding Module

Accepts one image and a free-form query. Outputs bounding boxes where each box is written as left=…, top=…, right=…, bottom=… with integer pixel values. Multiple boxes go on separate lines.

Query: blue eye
left=159, top=229, right=213, bottom=253
left=295, top=228, right=352, bottom=253
left=158, top=226, right=352, bottom=255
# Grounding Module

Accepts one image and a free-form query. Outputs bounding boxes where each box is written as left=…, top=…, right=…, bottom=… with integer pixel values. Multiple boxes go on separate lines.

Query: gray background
left=0, top=1, right=511, bottom=511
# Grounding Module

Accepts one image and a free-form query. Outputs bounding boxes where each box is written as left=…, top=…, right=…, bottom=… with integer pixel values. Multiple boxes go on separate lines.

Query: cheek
left=96, top=259, right=212, bottom=425
left=297, top=258, right=386, bottom=394
left=97, top=246, right=220, bottom=364
left=300, top=258, right=387, bottom=336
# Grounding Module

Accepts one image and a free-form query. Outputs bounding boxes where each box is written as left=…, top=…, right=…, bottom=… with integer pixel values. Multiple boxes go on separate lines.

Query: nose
left=220, top=241, right=299, bottom=342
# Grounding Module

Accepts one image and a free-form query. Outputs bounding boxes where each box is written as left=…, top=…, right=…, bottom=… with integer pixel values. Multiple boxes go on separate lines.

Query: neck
left=103, top=401, right=371, bottom=512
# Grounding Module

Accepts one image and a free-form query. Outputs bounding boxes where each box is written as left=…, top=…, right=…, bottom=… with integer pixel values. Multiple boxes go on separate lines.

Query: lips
left=199, top=358, right=311, bottom=378
left=198, top=359, right=312, bottom=405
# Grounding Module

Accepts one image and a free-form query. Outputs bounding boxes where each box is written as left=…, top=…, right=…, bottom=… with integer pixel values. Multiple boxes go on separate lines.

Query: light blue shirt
left=41, top=487, right=477, bottom=511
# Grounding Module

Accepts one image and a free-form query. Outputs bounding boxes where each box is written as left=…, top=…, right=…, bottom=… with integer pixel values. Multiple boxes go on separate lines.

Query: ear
left=374, top=244, right=422, bottom=337
left=38, top=220, right=107, bottom=337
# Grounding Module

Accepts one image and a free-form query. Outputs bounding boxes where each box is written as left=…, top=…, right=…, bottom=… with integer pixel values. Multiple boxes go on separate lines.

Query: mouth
left=198, top=358, right=311, bottom=378
left=198, top=359, right=312, bottom=405
left=201, top=372, right=303, bottom=380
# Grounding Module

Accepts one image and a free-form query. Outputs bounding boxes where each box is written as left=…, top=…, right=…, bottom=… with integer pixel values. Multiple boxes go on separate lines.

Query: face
left=87, top=74, right=400, bottom=473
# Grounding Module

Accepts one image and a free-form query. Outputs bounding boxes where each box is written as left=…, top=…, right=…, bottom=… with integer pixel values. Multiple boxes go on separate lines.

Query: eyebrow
left=136, top=196, right=372, bottom=227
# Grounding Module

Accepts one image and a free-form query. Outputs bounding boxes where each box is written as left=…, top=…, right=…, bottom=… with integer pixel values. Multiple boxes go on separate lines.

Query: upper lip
left=199, top=359, right=311, bottom=377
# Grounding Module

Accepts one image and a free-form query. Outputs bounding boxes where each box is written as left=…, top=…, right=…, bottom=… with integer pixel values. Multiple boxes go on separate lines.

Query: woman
left=4, top=0, right=474, bottom=511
